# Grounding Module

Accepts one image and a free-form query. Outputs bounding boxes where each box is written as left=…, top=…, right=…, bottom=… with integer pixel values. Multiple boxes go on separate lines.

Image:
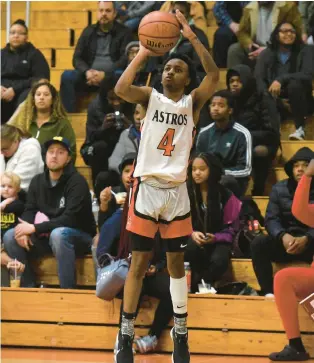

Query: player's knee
left=129, top=251, right=152, bottom=280
left=167, top=252, right=185, bottom=278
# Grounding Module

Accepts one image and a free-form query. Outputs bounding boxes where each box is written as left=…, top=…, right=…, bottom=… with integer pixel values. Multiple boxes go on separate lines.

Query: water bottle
left=184, top=262, right=191, bottom=293
left=92, top=197, right=99, bottom=224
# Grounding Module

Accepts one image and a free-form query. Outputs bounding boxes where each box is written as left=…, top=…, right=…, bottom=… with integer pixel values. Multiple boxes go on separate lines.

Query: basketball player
left=114, top=10, right=219, bottom=363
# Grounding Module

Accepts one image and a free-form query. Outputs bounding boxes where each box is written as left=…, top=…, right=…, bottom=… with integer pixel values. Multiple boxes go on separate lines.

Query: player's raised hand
left=138, top=43, right=160, bottom=58
left=175, top=9, right=195, bottom=41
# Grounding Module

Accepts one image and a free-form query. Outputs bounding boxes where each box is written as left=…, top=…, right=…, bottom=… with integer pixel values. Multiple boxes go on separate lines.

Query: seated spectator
left=7, top=81, right=77, bottom=161
left=60, top=1, right=133, bottom=113
left=163, top=2, right=209, bottom=75
left=1, top=19, right=50, bottom=123
left=299, top=1, right=314, bottom=44
left=81, top=79, right=133, bottom=186
left=0, top=124, right=44, bottom=192
left=96, top=153, right=136, bottom=260
left=213, top=1, right=249, bottom=68
left=1, top=172, right=24, bottom=238
left=251, top=147, right=314, bottom=297
left=3, top=137, right=96, bottom=288
left=196, top=90, right=252, bottom=198
left=255, top=22, right=314, bottom=141
left=185, top=152, right=241, bottom=292
left=116, top=2, right=156, bottom=31
left=108, top=103, right=144, bottom=177
left=227, top=65, right=280, bottom=195
left=269, top=159, right=314, bottom=362
left=227, top=2, right=302, bottom=68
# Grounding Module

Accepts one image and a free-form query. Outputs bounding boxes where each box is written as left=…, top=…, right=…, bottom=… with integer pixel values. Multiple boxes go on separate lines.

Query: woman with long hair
left=185, top=152, right=241, bottom=292
left=255, top=21, right=314, bottom=140
left=8, top=81, right=76, bottom=161
left=269, top=159, right=314, bottom=361
left=0, top=124, right=44, bottom=192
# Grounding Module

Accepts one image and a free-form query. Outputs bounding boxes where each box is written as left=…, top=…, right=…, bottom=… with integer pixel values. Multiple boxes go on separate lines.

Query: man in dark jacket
left=251, top=147, right=314, bottom=296
left=227, top=64, right=280, bottom=195
left=1, top=19, right=50, bottom=123
left=196, top=90, right=252, bottom=197
left=3, top=137, right=96, bottom=288
left=60, top=1, right=133, bottom=112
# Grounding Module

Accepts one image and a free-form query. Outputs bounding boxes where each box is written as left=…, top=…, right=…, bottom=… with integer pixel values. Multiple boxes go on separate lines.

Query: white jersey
left=133, top=88, right=194, bottom=183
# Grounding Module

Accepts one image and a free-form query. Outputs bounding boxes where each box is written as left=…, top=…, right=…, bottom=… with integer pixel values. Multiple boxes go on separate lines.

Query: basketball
left=138, top=11, right=181, bottom=55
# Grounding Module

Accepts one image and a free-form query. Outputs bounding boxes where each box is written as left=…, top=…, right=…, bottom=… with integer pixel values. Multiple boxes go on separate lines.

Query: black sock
left=289, top=337, right=306, bottom=353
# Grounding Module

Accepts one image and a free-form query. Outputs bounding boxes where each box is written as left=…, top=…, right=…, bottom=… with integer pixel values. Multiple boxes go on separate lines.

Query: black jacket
left=73, top=21, right=133, bottom=74
left=227, top=65, right=276, bottom=133
left=22, top=163, right=96, bottom=237
left=196, top=121, right=252, bottom=178
left=265, top=147, right=314, bottom=243
left=1, top=42, right=50, bottom=94
left=255, top=45, right=314, bottom=93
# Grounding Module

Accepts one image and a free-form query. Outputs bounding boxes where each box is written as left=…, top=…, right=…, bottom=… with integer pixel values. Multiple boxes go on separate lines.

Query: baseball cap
left=44, top=136, right=72, bottom=154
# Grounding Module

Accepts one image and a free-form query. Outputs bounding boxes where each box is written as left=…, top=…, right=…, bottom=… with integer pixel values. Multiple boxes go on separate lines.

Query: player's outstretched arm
left=114, top=45, right=156, bottom=105
left=176, top=10, right=219, bottom=119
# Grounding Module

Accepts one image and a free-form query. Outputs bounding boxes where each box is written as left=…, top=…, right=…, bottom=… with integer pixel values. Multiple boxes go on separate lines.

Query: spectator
left=81, top=80, right=133, bottom=186
left=60, top=1, right=133, bottom=113
left=251, top=147, right=314, bottom=297
left=299, top=1, right=314, bottom=44
left=270, top=159, right=314, bottom=361
left=255, top=22, right=314, bottom=141
left=227, top=2, right=302, bottom=68
left=3, top=137, right=96, bottom=288
left=163, top=2, right=209, bottom=75
left=7, top=81, right=77, bottom=161
left=0, top=124, right=44, bottom=192
left=1, top=172, right=24, bottom=238
left=185, top=152, right=241, bottom=292
left=116, top=2, right=156, bottom=31
left=1, top=19, right=50, bottom=123
left=196, top=90, right=252, bottom=198
left=108, top=103, right=144, bottom=176
left=213, top=1, right=249, bottom=68
left=227, top=64, right=280, bottom=195
left=96, top=153, right=136, bottom=260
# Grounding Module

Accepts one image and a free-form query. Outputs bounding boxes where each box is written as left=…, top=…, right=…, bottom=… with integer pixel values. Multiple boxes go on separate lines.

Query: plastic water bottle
left=92, top=198, right=99, bottom=224
left=184, top=262, right=191, bottom=293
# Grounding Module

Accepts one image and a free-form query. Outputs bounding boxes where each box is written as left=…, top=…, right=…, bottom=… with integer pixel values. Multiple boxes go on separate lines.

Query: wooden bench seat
left=2, top=288, right=313, bottom=356
left=32, top=254, right=309, bottom=291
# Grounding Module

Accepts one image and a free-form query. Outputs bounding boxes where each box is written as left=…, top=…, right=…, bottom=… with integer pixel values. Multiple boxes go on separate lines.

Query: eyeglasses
left=9, top=31, right=27, bottom=36
left=279, top=29, right=296, bottom=34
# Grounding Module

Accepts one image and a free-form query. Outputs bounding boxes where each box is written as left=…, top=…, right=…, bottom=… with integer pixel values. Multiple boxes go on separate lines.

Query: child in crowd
left=1, top=172, right=25, bottom=285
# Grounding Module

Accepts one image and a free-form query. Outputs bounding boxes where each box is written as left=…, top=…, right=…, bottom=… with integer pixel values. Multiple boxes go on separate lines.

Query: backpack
left=233, top=198, right=265, bottom=258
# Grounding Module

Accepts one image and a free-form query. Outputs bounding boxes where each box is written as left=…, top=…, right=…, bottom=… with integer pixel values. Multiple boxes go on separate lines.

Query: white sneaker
left=289, top=127, right=305, bottom=140
left=265, top=293, right=275, bottom=299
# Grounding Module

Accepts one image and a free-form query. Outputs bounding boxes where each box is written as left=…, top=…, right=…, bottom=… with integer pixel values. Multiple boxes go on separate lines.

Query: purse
left=96, top=253, right=130, bottom=301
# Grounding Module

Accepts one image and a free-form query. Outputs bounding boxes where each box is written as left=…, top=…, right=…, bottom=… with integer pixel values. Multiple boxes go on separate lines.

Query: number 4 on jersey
left=157, top=128, right=176, bottom=156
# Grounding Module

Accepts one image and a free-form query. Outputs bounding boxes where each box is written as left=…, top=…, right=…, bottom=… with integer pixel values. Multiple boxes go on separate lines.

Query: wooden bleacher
left=2, top=288, right=313, bottom=356
left=2, top=2, right=314, bottom=358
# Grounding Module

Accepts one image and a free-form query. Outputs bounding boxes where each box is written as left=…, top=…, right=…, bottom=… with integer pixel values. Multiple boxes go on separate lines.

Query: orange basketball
left=138, top=11, right=181, bottom=55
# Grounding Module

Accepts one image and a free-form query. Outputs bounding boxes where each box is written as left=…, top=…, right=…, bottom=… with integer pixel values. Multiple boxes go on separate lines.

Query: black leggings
left=185, top=238, right=232, bottom=293
left=119, top=271, right=173, bottom=338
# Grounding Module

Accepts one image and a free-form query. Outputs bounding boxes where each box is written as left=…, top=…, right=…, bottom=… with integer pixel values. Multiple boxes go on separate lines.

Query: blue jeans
left=60, top=70, right=99, bottom=113
left=3, top=227, right=92, bottom=288
left=97, top=208, right=123, bottom=260
left=124, top=17, right=141, bottom=31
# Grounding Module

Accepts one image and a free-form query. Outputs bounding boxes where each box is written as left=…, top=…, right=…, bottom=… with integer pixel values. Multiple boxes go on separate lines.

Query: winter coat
left=1, top=42, right=50, bottom=94
left=265, top=147, right=314, bottom=243
left=0, top=138, right=44, bottom=192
